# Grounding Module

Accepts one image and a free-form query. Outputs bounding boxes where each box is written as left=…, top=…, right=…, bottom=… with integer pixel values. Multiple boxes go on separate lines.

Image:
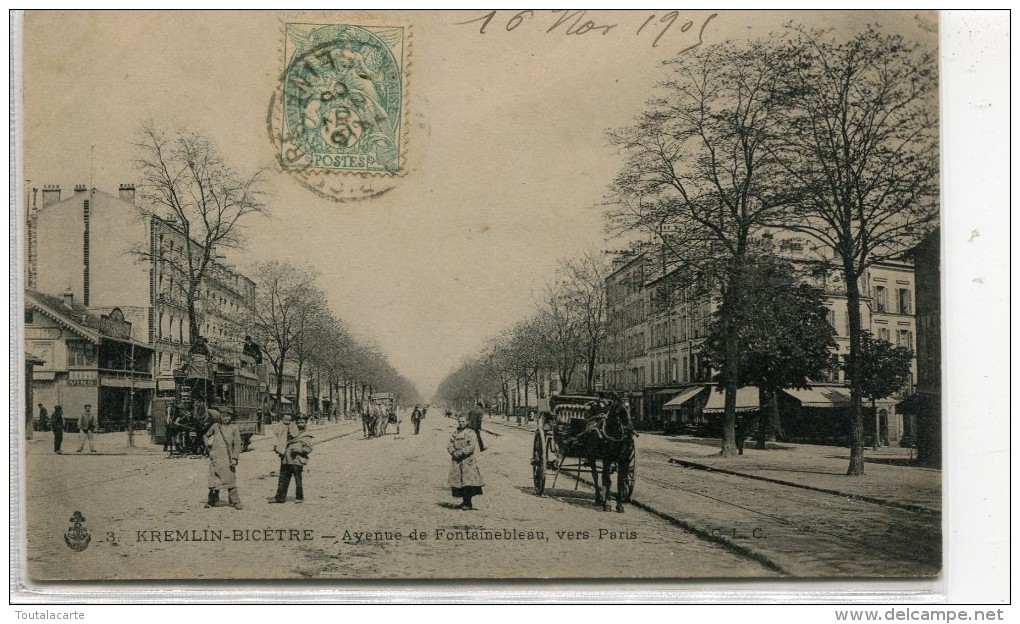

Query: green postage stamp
left=279, top=22, right=408, bottom=175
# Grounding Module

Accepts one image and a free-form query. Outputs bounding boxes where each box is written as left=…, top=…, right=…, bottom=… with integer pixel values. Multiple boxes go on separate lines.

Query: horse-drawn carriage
left=531, top=393, right=636, bottom=512
left=154, top=351, right=266, bottom=456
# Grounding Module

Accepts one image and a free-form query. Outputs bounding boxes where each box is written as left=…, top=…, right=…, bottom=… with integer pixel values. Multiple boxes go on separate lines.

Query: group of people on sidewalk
left=38, top=402, right=95, bottom=454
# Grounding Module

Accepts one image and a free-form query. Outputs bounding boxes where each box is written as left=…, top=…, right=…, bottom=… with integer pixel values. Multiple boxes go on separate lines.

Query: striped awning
left=783, top=386, right=850, bottom=407
left=663, top=386, right=703, bottom=410
left=703, top=386, right=759, bottom=413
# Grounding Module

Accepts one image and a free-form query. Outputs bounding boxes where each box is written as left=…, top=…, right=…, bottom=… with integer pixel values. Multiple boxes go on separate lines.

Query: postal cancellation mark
left=279, top=22, right=407, bottom=175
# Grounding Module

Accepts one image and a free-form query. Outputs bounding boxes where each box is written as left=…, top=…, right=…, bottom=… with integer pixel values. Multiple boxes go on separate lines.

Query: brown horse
left=578, top=396, right=636, bottom=513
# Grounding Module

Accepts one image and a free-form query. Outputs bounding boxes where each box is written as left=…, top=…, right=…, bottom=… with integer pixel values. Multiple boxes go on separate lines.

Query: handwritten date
left=455, top=10, right=718, bottom=52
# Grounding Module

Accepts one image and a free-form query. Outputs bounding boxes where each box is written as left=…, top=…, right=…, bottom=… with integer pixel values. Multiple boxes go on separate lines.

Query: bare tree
left=607, top=39, right=791, bottom=455
left=135, top=122, right=267, bottom=344
left=773, top=25, right=938, bottom=475
left=559, top=252, right=611, bottom=393
left=248, top=260, right=317, bottom=416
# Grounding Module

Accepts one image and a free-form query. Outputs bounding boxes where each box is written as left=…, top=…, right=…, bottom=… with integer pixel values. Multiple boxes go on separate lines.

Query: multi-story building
left=603, top=233, right=919, bottom=444
left=27, top=183, right=256, bottom=425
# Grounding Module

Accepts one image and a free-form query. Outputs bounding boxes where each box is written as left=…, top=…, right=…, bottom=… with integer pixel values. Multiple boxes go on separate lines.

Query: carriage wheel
left=620, top=440, right=637, bottom=502
left=532, top=430, right=546, bottom=496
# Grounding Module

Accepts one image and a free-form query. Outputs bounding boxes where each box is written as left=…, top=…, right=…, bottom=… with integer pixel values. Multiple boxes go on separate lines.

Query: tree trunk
left=768, top=391, right=783, bottom=441
left=720, top=303, right=740, bottom=457
left=187, top=284, right=201, bottom=345
left=755, top=387, right=768, bottom=450
left=844, top=265, right=866, bottom=476
left=586, top=345, right=598, bottom=393
left=872, top=397, right=880, bottom=451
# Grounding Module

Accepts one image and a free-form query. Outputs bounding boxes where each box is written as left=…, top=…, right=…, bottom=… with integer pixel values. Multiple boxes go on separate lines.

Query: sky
left=21, top=10, right=937, bottom=398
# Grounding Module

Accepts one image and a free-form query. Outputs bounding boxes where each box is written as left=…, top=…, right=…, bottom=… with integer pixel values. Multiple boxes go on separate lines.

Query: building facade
left=601, top=235, right=919, bottom=444
left=26, top=290, right=155, bottom=431
left=27, top=183, right=258, bottom=426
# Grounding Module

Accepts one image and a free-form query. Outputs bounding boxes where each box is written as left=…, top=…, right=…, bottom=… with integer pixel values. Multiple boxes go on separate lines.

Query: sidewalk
left=21, top=418, right=363, bottom=457
left=645, top=434, right=942, bottom=514
left=485, top=417, right=941, bottom=514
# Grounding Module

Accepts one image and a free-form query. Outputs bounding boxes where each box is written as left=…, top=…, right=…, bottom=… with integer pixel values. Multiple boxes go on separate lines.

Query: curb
left=667, top=457, right=939, bottom=516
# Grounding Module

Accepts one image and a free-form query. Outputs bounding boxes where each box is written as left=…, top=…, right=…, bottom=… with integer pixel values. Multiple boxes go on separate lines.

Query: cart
left=531, top=394, right=636, bottom=506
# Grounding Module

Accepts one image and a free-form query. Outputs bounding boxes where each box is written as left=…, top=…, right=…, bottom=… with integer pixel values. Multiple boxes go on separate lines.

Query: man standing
left=76, top=404, right=97, bottom=453
left=467, top=402, right=486, bottom=452
left=51, top=405, right=64, bottom=453
left=270, top=416, right=313, bottom=503
left=37, top=403, right=48, bottom=432
left=411, top=404, right=423, bottom=435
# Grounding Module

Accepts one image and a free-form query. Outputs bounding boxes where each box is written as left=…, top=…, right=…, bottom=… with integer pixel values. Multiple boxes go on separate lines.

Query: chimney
left=74, top=184, right=87, bottom=196
left=119, top=183, right=135, bottom=203
left=41, top=184, right=61, bottom=207
left=62, top=289, right=74, bottom=308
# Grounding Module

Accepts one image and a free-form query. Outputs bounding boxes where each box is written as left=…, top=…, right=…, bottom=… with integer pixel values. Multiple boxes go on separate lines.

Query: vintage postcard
left=16, top=10, right=945, bottom=585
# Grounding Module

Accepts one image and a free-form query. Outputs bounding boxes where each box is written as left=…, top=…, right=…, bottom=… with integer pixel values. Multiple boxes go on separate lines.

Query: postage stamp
left=277, top=22, right=408, bottom=176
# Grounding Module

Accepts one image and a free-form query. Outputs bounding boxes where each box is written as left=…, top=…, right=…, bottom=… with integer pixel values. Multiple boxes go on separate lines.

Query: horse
left=362, top=409, right=376, bottom=438
left=577, top=396, right=636, bottom=513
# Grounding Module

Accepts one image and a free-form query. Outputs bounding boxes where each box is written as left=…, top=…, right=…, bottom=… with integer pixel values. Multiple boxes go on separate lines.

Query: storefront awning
left=703, top=386, right=759, bottom=413
left=783, top=386, right=850, bottom=407
left=663, top=386, right=703, bottom=410
left=783, top=387, right=900, bottom=408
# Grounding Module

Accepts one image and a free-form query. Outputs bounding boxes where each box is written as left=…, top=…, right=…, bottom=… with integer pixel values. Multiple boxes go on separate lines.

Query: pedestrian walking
left=448, top=414, right=484, bottom=510
left=468, top=402, right=486, bottom=452
left=203, top=409, right=243, bottom=510
left=76, top=404, right=97, bottom=453
left=411, top=404, right=423, bottom=435
left=37, top=403, right=49, bottom=432
left=270, top=416, right=313, bottom=503
left=51, top=405, right=64, bottom=453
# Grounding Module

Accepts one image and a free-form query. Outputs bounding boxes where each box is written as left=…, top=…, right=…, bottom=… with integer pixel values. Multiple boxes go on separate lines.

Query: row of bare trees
left=605, top=25, right=938, bottom=472
left=434, top=252, right=611, bottom=411
left=135, top=122, right=419, bottom=415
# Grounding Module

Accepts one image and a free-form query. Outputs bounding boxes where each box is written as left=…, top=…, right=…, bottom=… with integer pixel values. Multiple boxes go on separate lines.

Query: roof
left=26, top=289, right=151, bottom=349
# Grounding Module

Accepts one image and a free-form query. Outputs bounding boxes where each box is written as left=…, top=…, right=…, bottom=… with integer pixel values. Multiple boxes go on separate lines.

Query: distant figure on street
left=411, top=404, right=423, bottom=435
left=76, top=404, right=97, bottom=453
left=51, top=405, right=64, bottom=453
left=467, top=402, right=486, bottom=452
left=448, top=414, right=484, bottom=510
left=163, top=405, right=177, bottom=454
left=37, top=403, right=48, bottom=432
left=270, top=416, right=313, bottom=503
left=203, top=409, right=242, bottom=509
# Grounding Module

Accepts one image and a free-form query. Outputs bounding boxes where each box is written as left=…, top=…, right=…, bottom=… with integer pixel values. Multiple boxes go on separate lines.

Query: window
left=25, top=309, right=33, bottom=324
left=898, top=288, right=912, bottom=315
left=67, top=341, right=94, bottom=368
left=874, top=285, right=887, bottom=313
left=897, top=330, right=913, bottom=351
left=878, top=327, right=890, bottom=342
